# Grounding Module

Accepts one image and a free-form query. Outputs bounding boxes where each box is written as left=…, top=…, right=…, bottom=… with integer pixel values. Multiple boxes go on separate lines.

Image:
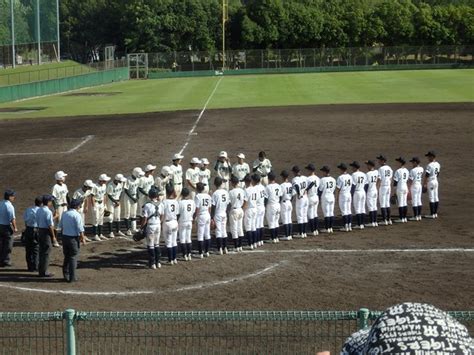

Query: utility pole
left=10, top=0, right=16, bottom=68
left=222, top=0, right=228, bottom=71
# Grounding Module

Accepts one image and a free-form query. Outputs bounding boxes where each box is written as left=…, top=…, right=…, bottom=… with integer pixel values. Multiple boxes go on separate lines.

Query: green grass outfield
left=0, top=69, right=472, bottom=119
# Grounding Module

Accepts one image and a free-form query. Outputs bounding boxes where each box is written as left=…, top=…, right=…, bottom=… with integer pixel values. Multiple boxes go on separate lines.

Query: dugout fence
left=0, top=309, right=472, bottom=354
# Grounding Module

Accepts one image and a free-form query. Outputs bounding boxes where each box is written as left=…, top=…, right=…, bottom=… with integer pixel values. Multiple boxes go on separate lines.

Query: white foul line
left=0, top=261, right=284, bottom=297
left=244, top=248, right=474, bottom=254
left=178, top=76, right=223, bottom=155
left=0, top=135, right=94, bottom=156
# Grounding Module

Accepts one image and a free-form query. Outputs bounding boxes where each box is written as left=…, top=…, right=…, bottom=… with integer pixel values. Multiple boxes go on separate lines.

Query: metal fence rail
left=0, top=309, right=472, bottom=355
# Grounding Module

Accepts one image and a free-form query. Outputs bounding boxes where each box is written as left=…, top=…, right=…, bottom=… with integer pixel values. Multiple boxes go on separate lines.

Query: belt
left=175, top=182, right=182, bottom=185
left=95, top=200, right=103, bottom=204
left=62, top=235, right=79, bottom=239
left=165, top=220, right=176, bottom=223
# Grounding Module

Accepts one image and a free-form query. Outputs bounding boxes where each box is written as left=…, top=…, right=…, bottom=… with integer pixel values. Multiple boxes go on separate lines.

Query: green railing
left=0, top=309, right=472, bottom=354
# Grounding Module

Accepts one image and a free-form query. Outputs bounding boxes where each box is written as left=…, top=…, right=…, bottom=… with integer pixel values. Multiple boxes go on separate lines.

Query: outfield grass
left=0, top=69, right=472, bottom=119
left=0, top=61, right=93, bottom=87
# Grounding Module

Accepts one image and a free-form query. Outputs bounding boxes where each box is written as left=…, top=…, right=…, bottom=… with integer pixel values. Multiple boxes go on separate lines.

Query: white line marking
left=0, top=135, right=94, bottom=156
left=243, top=248, right=474, bottom=254
left=0, top=261, right=284, bottom=297
left=178, top=76, right=223, bottom=155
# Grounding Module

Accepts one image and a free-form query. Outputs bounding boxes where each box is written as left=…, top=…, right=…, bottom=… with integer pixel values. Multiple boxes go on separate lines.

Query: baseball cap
left=365, top=160, right=375, bottom=167
left=190, top=157, right=201, bottom=164
left=83, top=179, right=95, bottom=188
left=201, top=158, right=209, bottom=165
left=320, top=165, right=330, bottom=173
left=376, top=154, right=387, bottom=161
left=114, top=174, right=127, bottom=182
left=161, top=166, right=172, bottom=176
left=172, top=153, right=184, bottom=161
left=349, top=161, right=360, bottom=169
left=219, top=151, right=228, bottom=158
left=409, top=157, right=420, bottom=163
left=54, top=171, right=68, bottom=181
left=236, top=153, right=245, bottom=159
left=305, top=163, right=316, bottom=171
left=291, top=165, right=300, bottom=173
left=42, top=194, right=54, bottom=204
left=337, top=163, right=347, bottom=171
left=425, top=150, right=436, bottom=157
left=132, top=167, right=145, bottom=178
left=395, top=157, right=406, bottom=164
left=268, top=171, right=276, bottom=181
left=69, top=198, right=83, bottom=209
left=98, top=173, right=111, bottom=182
left=214, top=176, right=223, bottom=187
left=280, top=170, right=289, bottom=178
left=145, top=164, right=157, bottom=172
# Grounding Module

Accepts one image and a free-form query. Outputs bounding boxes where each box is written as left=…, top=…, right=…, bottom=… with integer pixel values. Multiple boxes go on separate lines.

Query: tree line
left=50, top=0, right=474, bottom=60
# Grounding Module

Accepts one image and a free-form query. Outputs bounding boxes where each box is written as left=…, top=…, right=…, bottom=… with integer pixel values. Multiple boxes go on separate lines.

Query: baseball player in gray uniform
left=138, top=164, right=156, bottom=215
left=214, top=151, right=232, bottom=190
left=232, top=153, right=250, bottom=188
left=123, top=167, right=145, bottom=236
left=423, top=151, right=441, bottom=219
left=170, top=154, right=184, bottom=199
left=186, top=158, right=201, bottom=200
left=105, top=174, right=127, bottom=238
left=253, top=151, right=272, bottom=186
left=91, top=174, right=110, bottom=241
left=199, top=158, right=211, bottom=194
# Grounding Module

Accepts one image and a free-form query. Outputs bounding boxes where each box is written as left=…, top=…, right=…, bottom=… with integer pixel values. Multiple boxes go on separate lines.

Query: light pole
left=10, top=0, right=16, bottom=68
left=222, top=0, right=228, bottom=71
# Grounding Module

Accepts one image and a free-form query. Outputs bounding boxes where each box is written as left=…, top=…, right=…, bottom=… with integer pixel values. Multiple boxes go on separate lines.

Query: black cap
left=181, top=187, right=190, bottom=197
left=214, top=176, right=223, bottom=187
left=320, top=165, right=330, bottom=173
left=410, top=157, right=420, bottom=164
left=425, top=150, right=436, bottom=157
left=280, top=170, right=289, bottom=178
left=376, top=154, right=387, bottom=161
left=395, top=157, right=406, bottom=164
left=69, top=198, right=83, bottom=209
left=291, top=165, right=300, bottom=173
left=365, top=160, right=375, bottom=167
left=42, top=194, right=54, bottom=204
left=349, top=161, right=360, bottom=169
left=268, top=171, right=276, bottom=181
left=305, top=163, right=316, bottom=171
left=337, top=163, right=348, bottom=171
left=4, top=189, right=15, bottom=200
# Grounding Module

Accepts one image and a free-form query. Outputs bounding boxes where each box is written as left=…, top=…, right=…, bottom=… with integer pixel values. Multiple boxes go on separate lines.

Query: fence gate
left=127, top=53, right=149, bottom=79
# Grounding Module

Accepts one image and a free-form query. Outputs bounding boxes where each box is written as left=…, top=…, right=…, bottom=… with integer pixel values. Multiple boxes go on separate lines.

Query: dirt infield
left=0, top=102, right=472, bottom=312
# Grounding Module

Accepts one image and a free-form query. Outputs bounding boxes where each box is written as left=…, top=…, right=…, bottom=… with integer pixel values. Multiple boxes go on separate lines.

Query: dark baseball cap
left=305, top=163, right=316, bottom=171
left=410, top=157, right=420, bottom=163
left=395, top=157, right=406, bottom=164
left=365, top=160, right=375, bottom=167
left=291, top=165, right=300, bottom=173
left=320, top=165, right=330, bottom=173
left=280, top=170, right=289, bottom=178
left=214, top=176, right=223, bottom=187
left=42, top=194, right=54, bottom=204
left=69, top=198, right=83, bottom=209
left=268, top=172, right=276, bottom=181
left=349, top=161, right=360, bottom=169
left=337, top=163, right=348, bottom=171
left=376, top=154, right=387, bottom=161
left=425, top=150, right=436, bottom=157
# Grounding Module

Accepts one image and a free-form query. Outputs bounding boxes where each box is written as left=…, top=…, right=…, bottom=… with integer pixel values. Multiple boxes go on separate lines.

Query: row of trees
left=59, top=0, right=474, bottom=60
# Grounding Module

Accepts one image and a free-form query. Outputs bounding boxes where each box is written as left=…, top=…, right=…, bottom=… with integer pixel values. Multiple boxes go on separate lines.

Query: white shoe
left=151, top=264, right=157, bottom=270
left=53, top=241, right=60, bottom=248
left=408, top=217, right=418, bottom=221
left=313, top=230, right=319, bottom=236
left=187, top=254, right=192, bottom=260
left=156, top=263, right=161, bottom=269
left=92, top=235, right=101, bottom=241
left=200, top=254, right=204, bottom=259
left=108, top=232, right=115, bottom=239
left=205, top=252, right=210, bottom=257
left=174, top=259, right=178, bottom=264
left=329, top=228, right=334, bottom=234
left=434, top=213, right=438, bottom=218
left=394, top=219, right=404, bottom=223
left=388, top=220, right=393, bottom=225
left=250, top=245, right=254, bottom=250
left=126, top=229, right=133, bottom=236
left=360, top=225, right=365, bottom=230
left=219, top=248, right=223, bottom=255
left=253, top=243, right=258, bottom=249
left=117, top=231, right=126, bottom=237
left=99, top=234, right=107, bottom=240
left=303, top=233, right=307, bottom=238
left=184, top=255, right=188, bottom=261
left=224, top=248, right=228, bottom=254
left=276, top=238, right=280, bottom=243
left=383, top=220, right=389, bottom=226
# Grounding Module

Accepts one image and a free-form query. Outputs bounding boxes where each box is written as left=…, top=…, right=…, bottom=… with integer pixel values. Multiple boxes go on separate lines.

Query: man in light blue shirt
left=23, top=197, right=43, bottom=272
left=36, top=195, right=56, bottom=278
left=59, top=199, right=85, bottom=283
left=0, top=190, right=17, bottom=267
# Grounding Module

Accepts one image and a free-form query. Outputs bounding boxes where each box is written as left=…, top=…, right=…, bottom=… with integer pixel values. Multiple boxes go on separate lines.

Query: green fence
left=0, top=309, right=472, bottom=355
left=0, top=66, right=129, bottom=103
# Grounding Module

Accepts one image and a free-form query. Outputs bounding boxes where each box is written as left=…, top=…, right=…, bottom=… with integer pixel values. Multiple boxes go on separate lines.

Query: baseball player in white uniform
left=162, top=185, right=180, bottom=264
left=408, top=157, right=424, bottom=221
left=254, top=174, right=267, bottom=246
left=72, top=180, right=94, bottom=242
left=141, top=187, right=163, bottom=269
left=138, top=164, right=156, bottom=215
left=105, top=174, right=127, bottom=238
left=155, top=166, right=172, bottom=201
left=253, top=151, right=272, bottom=186
left=318, top=166, right=336, bottom=233
left=423, top=151, right=441, bottom=218
left=232, top=153, right=250, bottom=188
left=350, top=161, right=368, bottom=229
left=265, top=172, right=281, bottom=243
left=123, top=167, right=145, bottom=236
left=214, top=151, right=232, bottom=190
left=393, top=157, right=409, bottom=223
left=91, top=174, right=110, bottom=241
left=377, top=155, right=393, bottom=225
left=186, top=158, right=201, bottom=200
left=229, top=176, right=245, bottom=251
left=178, top=188, right=195, bottom=261
left=244, top=175, right=258, bottom=249
left=365, top=160, right=380, bottom=227
left=305, top=164, right=320, bottom=236
left=52, top=171, right=69, bottom=246
left=170, top=154, right=184, bottom=199
left=198, top=158, right=211, bottom=194
left=336, top=163, right=353, bottom=232
left=211, top=177, right=230, bottom=254
left=279, top=170, right=293, bottom=240
left=292, top=166, right=309, bottom=238
left=194, top=182, right=212, bottom=257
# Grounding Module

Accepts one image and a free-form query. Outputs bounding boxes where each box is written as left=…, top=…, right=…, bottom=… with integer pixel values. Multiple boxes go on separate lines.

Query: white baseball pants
left=366, top=189, right=378, bottom=212
left=353, top=191, right=366, bottom=214
left=229, top=208, right=244, bottom=239
left=411, top=182, right=422, bottom=207
left=397, top=188, right=408, bottom=208
left=428, top=180, right=439, bottom=203
left=214, top=214, right=228, bottom=238
left=266, top=203, right=281, bottom=229
left=338, top=192, right=352, bottom=216
left=163, top=220, right=179, bottom=248
left=196, top=214, right=211, bottom=241
left=321, top=194, right=335, bottom=218
left=146, top=223, right=161, bottom=248
left=307, top=195, right=319, bottom=219
left=105, top=201, right=121, bottom=223
left=280, top=200, right=293, bottom=225
left=295, top=196, right=309, bottom=224
left=122, top=195, right=138, bottom=219
left=256, top=206, right=265, bottom=228
left=244, top=208, right=257, bottom=232
left=179, top=221, right=192, bottom=244
left=92, top=202, right=105, bottom=226
left=379, top=185, right=391, bottom=208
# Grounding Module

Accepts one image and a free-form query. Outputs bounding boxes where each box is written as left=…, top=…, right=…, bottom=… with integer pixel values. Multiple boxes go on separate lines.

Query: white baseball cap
left=190, top=157, right=201, bottom=164
left=83, top=179, right=95, bottom=188
left=161, top=166, right=172, bottom=176
left=201, top=158, right=209, bottom=165
left=132, top=167, right=145, bottom=178
left=172, top=153, right=184, bottom=161
left=114, top=173, right=127, bottom=182
left=219, top=151, right=228, bottom=158
left=98, top=173, right=111, bottom=182
left=54, top=171, right=68, bottom=180
left=237, top=153, right=246, bottom=159
left=144, top=164, right=157, bottom=172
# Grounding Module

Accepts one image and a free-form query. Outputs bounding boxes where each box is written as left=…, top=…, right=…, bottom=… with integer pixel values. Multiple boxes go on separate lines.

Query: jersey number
left=326, top=181, right=334, bottom=189
left=187, top=204, right=192, bottom=212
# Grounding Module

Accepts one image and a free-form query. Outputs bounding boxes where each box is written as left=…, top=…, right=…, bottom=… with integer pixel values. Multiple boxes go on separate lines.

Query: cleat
left=388, top=220, right=393, bottom=225
left=303, top=233, right=307, bottom=238
left=250, top=245, right=254, bottom=250
left=360, top=225, right=365, bottom=230
left=117, top=231, right=126, bottom=237
left=108, top=232, right=115, bottom=239
left=184, top=255, right=188, bottom=261
left=206, top=252, right=210, bottom=257
left=313, top=230, right=319, bottom=236
left=53, top=241, right=60, bottom=248
left=199, top=254, right=204, bottom=259
left=99, top=234, right=107, bottom=240
left=156, top=263, right=161, bottom=269
left=92, top=235, right=101, bottom=241
left=383, top=220, right=389, bottom=226
left=126, top=229, right=133, bottom=236
left=174, top=259, right=178, bottom=264
left=188, top=254, right=192, bottom=260
left=224, top=248, right=228, bottom=254
left=219, top=248, right=223, bottom=255
left=151, top=264, right=157, bottom=270
left=374, top=222, right=379, bottom=227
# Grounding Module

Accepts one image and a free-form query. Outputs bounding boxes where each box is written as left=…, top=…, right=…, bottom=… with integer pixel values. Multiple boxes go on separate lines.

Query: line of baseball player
left=37, top=149, right=440, bottom=268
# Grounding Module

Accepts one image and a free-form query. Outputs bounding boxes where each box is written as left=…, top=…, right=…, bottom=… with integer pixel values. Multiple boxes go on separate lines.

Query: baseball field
left=0, top=69, right=472, bottom=314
